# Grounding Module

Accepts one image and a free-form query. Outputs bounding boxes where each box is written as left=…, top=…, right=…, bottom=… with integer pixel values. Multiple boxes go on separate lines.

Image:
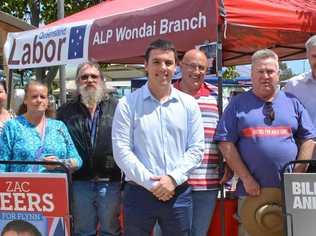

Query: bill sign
left=283, top=173, right=316, bottom=236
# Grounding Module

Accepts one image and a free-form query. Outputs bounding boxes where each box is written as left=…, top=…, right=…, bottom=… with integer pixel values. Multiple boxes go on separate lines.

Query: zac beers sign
left=0, top=172, right=70, bottom=235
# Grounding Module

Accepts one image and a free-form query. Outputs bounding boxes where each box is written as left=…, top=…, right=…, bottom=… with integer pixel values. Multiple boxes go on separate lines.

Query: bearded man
left=57, top=62, right=122, bottom=236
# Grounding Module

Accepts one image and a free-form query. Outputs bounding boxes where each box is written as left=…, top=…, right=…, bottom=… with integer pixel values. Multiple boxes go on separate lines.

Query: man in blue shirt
left=215, top=49, right=315, bottom=236
left=112, top=39, right=204, bottom=236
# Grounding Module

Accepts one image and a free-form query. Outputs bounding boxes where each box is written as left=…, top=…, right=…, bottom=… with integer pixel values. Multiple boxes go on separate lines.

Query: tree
left=279, top=61, right=295, bottom=81
left=223, top=66, right=240, bottom=80
left=1, top=0, right=103, bottom=25
left=1, top=0, right=103, bottom=92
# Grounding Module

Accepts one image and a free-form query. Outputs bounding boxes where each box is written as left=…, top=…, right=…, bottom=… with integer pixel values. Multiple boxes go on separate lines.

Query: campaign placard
left=0, top=172, right=70, bottom=236
left=283, top=173, right=316, bottom=236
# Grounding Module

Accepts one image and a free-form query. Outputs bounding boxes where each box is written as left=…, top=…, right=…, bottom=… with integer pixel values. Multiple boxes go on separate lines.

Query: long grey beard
left=79, top=85, right=105, bottom=108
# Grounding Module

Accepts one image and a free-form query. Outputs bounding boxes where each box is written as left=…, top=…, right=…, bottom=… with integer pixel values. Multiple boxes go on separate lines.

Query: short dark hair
left=0, top=80, right=7, bottom=94
left=144, top=39, right=178, bottom=62
left=1, top=220, right=42, bottom=236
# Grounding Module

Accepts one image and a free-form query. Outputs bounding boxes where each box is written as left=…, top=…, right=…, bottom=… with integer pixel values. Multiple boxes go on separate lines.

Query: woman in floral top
left=0, top=80, right=82, bottom=172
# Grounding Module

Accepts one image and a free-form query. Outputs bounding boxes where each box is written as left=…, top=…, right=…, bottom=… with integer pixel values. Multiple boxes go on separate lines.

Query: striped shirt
left=174, top=81, right=220, bottom=191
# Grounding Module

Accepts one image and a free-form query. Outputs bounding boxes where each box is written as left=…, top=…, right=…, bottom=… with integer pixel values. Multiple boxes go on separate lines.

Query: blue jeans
left=123, top=183, right=192, bottom=236
left=153, top=190, right=218, bottom=236
left=191, top=190, right=218, bottom=236
left=72, top=180, right=122, bottom=236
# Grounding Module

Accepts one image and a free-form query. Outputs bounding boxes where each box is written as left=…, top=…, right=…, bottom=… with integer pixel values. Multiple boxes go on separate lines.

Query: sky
left=236, top=59, right=310, bottom=77
left=285, top=59, right=310, bottom=75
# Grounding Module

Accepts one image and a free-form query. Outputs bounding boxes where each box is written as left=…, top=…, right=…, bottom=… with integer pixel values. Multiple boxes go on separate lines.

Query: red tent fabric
left=223, top=0, right=316, bottom=65
left=226, top=0, right=316, bottom=32
left=5, top=0, right=316, bottom=68
left=5, top=0, right=218, bottom=69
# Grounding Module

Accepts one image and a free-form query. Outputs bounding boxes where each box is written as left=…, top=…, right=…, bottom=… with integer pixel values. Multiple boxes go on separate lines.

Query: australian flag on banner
left=48, top=217, right=68, bottom=236
left=68, top=25, right=86, bottom=59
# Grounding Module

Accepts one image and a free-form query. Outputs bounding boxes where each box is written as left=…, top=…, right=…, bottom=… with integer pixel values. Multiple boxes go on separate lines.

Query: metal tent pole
left=217, top=12, right=226, bottom=236
left=58, top=0, right=67, bottom=105
left=7, top=69, right=13, bottom=110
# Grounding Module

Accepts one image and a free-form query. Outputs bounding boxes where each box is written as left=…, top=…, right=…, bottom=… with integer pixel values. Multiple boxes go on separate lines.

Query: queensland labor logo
left=68, top=25, right=86, bottom=59
left=7, top=23, right=88, bottom=69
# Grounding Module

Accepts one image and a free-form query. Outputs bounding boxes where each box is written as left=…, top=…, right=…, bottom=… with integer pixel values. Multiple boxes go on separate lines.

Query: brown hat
left=240, top=188, right=284, bottom=236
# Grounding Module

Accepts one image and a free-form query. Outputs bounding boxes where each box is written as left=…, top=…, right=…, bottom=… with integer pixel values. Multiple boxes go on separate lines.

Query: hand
left=243, top=176, right=260, bottom=196
left=219, top=165, right=234, bottom=184
left=42, top=156, right=59, bottom=170
left=293, top=163, right=308, bottom=173
left=150, top=175, right=176, bottom=201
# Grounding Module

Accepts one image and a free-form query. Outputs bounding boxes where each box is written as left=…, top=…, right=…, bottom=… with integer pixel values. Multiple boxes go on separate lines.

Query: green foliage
left=100, top=64, right=109, bottom=71
left=0, top=0, right=103, bottom=25
left=223, top=66, right=240, bottom=80
left=1, top=0, right=103, bottom=93
left=0, top=1, right=29, bottom=20
left=43, top=0, right=103, bottom=24
left=279, top=61, right=295, bottom=81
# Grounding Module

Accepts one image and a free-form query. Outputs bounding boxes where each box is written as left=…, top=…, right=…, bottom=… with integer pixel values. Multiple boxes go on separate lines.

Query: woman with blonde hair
left=0, top=80, right=82, bottom=172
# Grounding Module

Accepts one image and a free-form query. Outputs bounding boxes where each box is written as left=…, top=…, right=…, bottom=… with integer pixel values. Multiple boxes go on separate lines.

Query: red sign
left=89, top=0, right=217, bottom=63
left=0, top=173, right=70, bottom=236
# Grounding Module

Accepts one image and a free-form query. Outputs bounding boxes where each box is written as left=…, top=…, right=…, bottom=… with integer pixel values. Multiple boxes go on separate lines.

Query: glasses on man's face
left=263, top=102, right=275, bottom=125
left=80, top=74, right=100, bottom=81
left=182, top=62, right=207, bottom=72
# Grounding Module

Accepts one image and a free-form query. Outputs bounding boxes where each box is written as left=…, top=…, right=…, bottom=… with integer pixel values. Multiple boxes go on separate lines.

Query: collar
left=173, top=80, right=216, bottom=97
left=142, top=81, right=178, bottom=102
left=306, top=71, right=316, bottom=83
left=298, top=71, right=316, bottom=83
left=251, top=89, right=280, bottom=103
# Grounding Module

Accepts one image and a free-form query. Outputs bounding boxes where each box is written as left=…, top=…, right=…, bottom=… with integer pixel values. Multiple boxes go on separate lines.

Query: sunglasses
left=263, top=102, right=275, bottom=124
left=80, top=74, right=100, bottom=81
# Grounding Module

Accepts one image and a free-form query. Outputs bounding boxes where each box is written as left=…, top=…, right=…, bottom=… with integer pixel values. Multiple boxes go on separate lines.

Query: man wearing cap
left=284, top=35, right=316, bottom=169
left=57, top=62, right=121, bottom=236
left=112, top=39, right=204, bottom=235
left=214, top=49, right=316, bottom=235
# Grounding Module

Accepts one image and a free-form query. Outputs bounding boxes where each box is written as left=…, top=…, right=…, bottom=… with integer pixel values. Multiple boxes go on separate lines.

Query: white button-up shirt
left=284, top=71, right=316, bottom=127
left=112, top=82, right=204, bottom=190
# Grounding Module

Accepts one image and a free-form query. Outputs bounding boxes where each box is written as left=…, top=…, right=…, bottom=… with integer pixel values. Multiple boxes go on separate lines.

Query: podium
left=0, top=161, right=72, bottom=236
left=282, top=160, right=316, bottom=236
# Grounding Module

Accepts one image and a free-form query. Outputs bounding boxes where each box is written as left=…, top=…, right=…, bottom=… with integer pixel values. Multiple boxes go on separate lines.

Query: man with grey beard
left=57, top=62, right=122, bottom=236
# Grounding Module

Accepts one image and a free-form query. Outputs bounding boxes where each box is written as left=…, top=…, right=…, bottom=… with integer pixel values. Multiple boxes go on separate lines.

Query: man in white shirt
left=284, top=35, right=316, bottom=126
left=112, top=39, right=204, bottom=236
left=284, top=35, right=316, bottom=171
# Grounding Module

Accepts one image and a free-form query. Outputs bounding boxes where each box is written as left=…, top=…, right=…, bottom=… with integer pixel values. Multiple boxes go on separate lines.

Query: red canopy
left=5, top=0, right=316, bottom=68
left=223, top=0, right=316, bottom=65
left=4, top=0, right=218, bottom=69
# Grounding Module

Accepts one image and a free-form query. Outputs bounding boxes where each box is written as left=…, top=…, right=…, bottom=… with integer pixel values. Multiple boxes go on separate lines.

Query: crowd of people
left=0, top=35, right=316, bottom=236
